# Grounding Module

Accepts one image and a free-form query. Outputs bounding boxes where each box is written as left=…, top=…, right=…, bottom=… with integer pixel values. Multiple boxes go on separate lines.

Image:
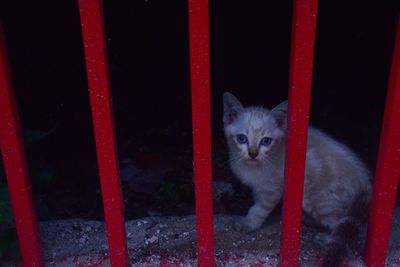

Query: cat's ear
left=271, top=100, right=288, bottom=129
left=223, top=92, right=244, bottom=125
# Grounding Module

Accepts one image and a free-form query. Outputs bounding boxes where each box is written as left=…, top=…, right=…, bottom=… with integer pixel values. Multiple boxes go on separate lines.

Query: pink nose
left=248, top=151, right=258, bottom=159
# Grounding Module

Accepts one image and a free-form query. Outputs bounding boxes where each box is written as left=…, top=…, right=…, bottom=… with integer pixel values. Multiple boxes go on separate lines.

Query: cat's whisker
left=227, top=155, right=243, bottom=165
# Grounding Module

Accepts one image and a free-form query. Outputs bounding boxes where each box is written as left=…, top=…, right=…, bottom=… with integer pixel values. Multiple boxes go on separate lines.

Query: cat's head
left=223, top=92, right=287, bottom=163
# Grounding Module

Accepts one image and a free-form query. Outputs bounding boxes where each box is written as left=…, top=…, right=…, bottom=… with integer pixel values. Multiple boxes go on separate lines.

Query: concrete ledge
left=3, top=208, right=400, bottom=266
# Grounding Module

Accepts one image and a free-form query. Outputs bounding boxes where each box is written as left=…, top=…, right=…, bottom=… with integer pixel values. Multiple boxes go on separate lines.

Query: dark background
left=0, top=0, right=399, bottom=221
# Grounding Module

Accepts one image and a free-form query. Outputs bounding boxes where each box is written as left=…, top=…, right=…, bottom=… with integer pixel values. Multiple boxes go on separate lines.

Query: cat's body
left=223, top=92, right=371, bottom=267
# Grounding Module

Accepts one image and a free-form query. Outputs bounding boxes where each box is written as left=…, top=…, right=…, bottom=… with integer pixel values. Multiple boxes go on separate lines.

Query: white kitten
left=223, top=92, right=371, bottom=267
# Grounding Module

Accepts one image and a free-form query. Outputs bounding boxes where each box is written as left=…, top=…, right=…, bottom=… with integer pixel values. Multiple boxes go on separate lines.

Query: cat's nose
left=248, top=150, right=258, bottom=159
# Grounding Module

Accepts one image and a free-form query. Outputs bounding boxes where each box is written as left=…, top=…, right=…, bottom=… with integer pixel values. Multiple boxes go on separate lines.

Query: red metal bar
left=364, top=17, right=400, bottom=267
left=0, top=21, right=44, bottom=266
left=279, top=0, right=318, bottom=266
left=78, top=1, right=129, bottom=266
left=188, top=0, right=215, bottom=266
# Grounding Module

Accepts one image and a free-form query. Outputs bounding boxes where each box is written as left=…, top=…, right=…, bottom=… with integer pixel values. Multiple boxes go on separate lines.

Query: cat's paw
left=233, top=218, right=257, bottom=233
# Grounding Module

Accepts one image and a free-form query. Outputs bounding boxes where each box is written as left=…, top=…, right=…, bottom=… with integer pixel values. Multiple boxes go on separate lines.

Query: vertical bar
left=279, top=0, right=318, bottom=266
left=188, top=0, right=215, bottom=266
left=0, top=21, right=44, bottom=266
left=78, top=1, right=129, bottom=266
left=364, top=18, right=400, bottom=267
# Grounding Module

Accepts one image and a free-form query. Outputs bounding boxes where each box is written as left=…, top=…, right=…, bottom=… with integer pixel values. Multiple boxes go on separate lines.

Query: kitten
left=223, top=92, right=372, bottom=267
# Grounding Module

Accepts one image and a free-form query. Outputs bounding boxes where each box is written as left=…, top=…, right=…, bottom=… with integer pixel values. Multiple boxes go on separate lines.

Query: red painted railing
left=0, top=20, right=44, bottom=267
left=364, top=18, right=400, bottom=267
left=279, top=0, right=318, bottom=266
left=0, top=1, right=399, bottom=267
left=188, top=0, right=215, bottom=266
left=78, top=0, right=129, bottom=266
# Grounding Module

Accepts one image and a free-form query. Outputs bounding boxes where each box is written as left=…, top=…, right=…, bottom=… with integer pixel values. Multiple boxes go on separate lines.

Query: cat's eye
left=260, top=137, right=272, bottom=146
left=236, top=134, right=248, bottom=144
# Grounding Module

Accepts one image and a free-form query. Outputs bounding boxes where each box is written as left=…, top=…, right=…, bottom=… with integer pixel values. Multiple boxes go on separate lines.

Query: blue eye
left=236, top=134, right=248, bottom=144
left=260, top=137, right=272, bottom=146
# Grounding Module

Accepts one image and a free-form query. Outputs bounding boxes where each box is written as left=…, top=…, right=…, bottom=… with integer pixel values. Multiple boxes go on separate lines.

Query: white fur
left=223, top=92, right=372, bottom=233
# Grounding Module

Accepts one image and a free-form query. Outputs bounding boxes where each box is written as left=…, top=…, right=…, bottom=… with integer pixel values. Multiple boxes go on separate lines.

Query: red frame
left=78, top=0, right=129, bottom=266
left=0, top=1, right=399, bottom=266
left=364, top=18, right=400, bottom=267
left=279, top=0, right=318, bottom=266
left=188, top=0, right=215, bottom=266
left=0, top=20, right=44, bottom=267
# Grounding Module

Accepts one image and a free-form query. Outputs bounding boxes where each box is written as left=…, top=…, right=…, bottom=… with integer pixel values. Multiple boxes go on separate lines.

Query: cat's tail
left=321, top=190, right=370, bottom=267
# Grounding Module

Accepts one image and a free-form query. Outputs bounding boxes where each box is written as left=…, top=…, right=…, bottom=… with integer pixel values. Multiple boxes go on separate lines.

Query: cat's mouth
left=245, top=158, right=260, bottom=164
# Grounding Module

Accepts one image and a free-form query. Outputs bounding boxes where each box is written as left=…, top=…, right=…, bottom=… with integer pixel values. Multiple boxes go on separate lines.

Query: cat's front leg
left=234, top=203, right=269, bottom=232
left=235, top=190, right=281, bottom=233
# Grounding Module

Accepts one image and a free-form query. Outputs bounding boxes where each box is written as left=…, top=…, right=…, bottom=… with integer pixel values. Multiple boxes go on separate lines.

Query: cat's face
left=223, top=92, right=287, bottom=164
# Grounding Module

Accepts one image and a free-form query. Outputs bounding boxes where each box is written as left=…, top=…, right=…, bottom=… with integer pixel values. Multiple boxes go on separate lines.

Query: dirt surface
left=3, top=208, right=400, bottom=266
